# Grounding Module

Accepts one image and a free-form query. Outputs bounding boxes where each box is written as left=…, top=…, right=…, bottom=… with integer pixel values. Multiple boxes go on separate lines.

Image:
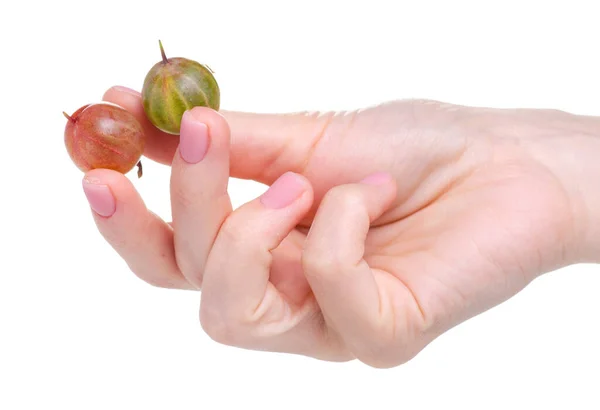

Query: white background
left=2, top=0, right=599, bottom=408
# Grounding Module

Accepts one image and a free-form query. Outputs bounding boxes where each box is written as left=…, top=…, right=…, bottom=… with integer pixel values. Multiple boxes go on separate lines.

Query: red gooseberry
left=63, top=103, right=145, bottom=178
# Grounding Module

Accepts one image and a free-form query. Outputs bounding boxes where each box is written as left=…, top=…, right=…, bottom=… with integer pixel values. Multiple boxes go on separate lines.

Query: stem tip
left=159, top=40, right=168, bottom=64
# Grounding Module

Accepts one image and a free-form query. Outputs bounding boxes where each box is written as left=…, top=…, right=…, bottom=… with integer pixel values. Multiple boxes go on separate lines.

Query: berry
left=142, top=40, right=220, bottom=135
left=64, top=103, right=145, bottom=177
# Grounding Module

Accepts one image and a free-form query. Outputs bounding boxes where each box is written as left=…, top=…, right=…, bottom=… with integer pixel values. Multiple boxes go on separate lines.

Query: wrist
left=523, top=113, right=600, bottom=264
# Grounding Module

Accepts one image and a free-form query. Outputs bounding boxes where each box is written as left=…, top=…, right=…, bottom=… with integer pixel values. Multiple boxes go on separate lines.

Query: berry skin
left=64, top=103, right=145, bottom=178
left=142, top=40, right=220, bottom=135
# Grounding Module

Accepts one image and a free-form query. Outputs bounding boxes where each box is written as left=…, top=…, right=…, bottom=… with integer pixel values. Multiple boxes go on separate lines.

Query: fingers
left=82, top=168, right=192, bottom=290
left=200, top=172, right=313, bottom=346
left=102, top=86, right=333, bottom=183
left=220, top=110, right=333, bottom=183
left=301, top=172, right=405, bottom=366
left=169, top=107, right=233, bottom=288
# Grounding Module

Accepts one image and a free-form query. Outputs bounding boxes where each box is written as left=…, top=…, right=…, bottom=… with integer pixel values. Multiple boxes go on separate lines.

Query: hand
left=82, top=86, right=599, bottom=368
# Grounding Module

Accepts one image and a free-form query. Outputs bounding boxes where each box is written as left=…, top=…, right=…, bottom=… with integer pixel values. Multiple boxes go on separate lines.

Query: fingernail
left=360, top=172, right=392, bottom=185
left=260, top=172, right=306, bottom=209
left=112, top=85, right=140, bottom=96
left=179, top=110, right=209, bottom=164
left=82, top=177, right=116, bottom=217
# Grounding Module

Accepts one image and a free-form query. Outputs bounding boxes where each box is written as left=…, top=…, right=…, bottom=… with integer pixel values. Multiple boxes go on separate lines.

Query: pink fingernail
left=112, top=85, right=140, bottom=96
left=179, top=110, right=209, bottom=164
left=260, top=172, right=306, bottom=209
left=360, top=172, right=392, bottom=185
left=82, top=178, right=116, bottom=217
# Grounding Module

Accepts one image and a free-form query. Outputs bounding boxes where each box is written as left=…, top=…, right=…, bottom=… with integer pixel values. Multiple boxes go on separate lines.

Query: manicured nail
left=179, top=110, right=209, bottom=164
left=82, top=177, right=116, bottom=217
left=360, top=172, right=392, bottom=185
left=260, top=172, right=306, bottom=209
left=112, top=85, right=140, bottom=96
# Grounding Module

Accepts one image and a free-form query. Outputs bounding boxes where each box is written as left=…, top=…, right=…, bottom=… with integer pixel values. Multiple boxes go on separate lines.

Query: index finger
left=102, top=86, right=328, bottom=185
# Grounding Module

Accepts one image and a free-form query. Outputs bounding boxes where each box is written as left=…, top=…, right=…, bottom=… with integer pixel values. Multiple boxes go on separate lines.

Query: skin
left=65, top=103, right=145, bottom=174
left=142, top=57, right=220, bottom=135
left=82, top=86, right=600, bottom=368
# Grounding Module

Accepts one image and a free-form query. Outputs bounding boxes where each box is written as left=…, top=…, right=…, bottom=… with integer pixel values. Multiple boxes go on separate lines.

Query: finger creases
left=82, top=169, right=193, bottom=290
left=301, top=172, right=408, bottom=366
left=199, top=172, right=314, bottom=347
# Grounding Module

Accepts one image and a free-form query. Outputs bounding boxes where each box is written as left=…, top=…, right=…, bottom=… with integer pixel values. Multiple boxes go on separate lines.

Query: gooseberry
left=141, top=40, right=220, bottom=135
left=63, top=103, right=145, bottom=178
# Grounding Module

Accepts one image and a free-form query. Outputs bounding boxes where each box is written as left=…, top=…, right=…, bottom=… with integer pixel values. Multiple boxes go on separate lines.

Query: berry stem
left=159, top=40, right=168, bottom=64
left=63, top=111, right=75, bottom=122
left=137, top=160, right=143, bottom=178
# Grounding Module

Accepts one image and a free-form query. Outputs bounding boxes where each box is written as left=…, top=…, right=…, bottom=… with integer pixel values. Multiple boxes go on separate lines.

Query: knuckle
left=353, top=327, right=422, bottom=369
left=218, top=216, right=248, bottom=252
left=199, top=307, right=238, bottom=346
left=301, top=244, right=343, bottom=278
left=356, top=353, right=397, bottom=369
left=322, top=186, right=364, bottom=214
left=543, top=107, right=568, bottom=117
left=357, top=351, right=413, bottom=369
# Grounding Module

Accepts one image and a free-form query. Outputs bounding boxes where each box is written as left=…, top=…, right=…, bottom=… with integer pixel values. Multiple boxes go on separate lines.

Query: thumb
left=102, top=86, right=332, bottom=184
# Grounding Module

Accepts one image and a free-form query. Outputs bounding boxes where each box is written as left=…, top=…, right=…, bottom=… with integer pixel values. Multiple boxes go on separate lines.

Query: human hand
left=82, top=86, right=599, bottom=367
